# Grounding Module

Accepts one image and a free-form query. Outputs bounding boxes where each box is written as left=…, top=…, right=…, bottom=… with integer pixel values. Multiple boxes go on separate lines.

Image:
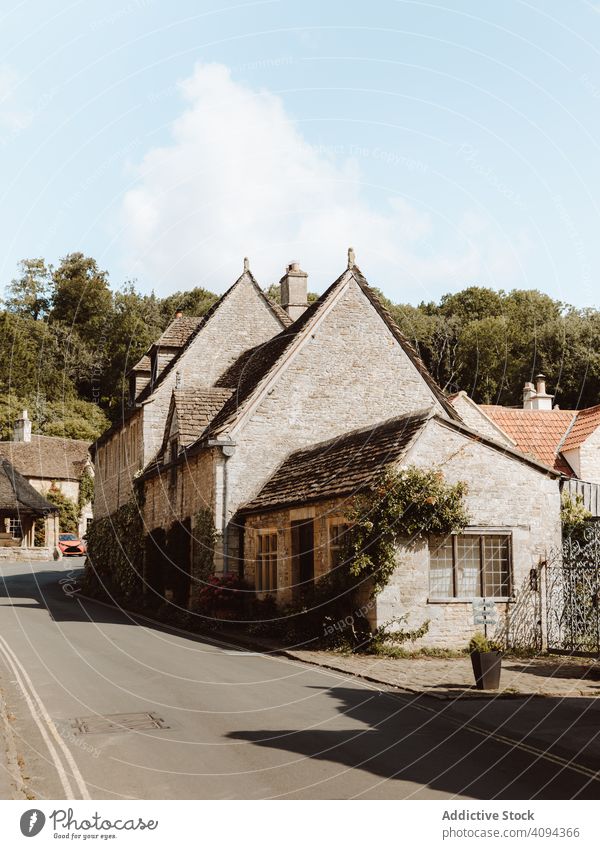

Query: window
left=9, top=518, right=22, bottom=539
left=256, top=531, right=278, bottom=593
left=328, top=521, right=350, bottom=569
left=429, top=533, right=511, bottom=599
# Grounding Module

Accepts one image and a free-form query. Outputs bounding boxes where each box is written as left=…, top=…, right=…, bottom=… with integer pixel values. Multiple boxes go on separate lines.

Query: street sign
left=472, top=599, right=498, bottom=633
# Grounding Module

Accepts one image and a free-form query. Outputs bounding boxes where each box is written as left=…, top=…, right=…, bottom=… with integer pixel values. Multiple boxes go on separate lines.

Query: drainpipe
left=208, top=438, right=236, bottom=573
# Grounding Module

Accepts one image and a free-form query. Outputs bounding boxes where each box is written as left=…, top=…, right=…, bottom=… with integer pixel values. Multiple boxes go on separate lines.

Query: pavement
left=0, top=558, right=599, bottom=800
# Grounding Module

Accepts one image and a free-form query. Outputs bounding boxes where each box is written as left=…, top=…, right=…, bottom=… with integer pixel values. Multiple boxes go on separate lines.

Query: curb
left=75, top=592, right=534, bottom=701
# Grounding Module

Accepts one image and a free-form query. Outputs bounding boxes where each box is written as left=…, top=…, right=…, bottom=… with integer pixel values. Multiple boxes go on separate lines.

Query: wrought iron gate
left=546, top=525, right=600, bottom=656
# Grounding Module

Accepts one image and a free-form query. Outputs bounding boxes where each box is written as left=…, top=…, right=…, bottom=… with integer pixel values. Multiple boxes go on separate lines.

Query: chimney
left=13, top=410, right=32, bottom=443
left=279, top=262, right=308, bottom=321
left=522, top=374, right=554, bottom=411
left=175, top=308, right=183, bottom=319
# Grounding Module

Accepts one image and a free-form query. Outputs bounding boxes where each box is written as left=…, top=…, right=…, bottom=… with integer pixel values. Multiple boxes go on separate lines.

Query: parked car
left=58, top=533, right=87, bottom=556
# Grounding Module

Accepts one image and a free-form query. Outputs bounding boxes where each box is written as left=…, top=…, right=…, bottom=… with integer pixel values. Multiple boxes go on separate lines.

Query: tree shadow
left=227, top=685, right=600, bottom=799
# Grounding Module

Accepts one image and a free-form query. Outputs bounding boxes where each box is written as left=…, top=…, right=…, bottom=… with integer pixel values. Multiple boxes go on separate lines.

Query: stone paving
left=280, top=650, right=600, bottom=700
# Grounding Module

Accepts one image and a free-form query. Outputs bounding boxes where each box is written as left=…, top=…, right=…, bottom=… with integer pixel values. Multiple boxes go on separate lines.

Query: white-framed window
left=9, top=518, right=22, bottom=539
left=328, top=520, right=350, bottom=569
left=429, top=532, right=512, bottom=600
left=256, top=530, right=278, bottom=593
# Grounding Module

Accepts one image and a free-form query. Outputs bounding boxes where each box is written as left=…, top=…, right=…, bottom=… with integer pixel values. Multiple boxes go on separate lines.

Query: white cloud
left=121, top=62, right=522, bottom=299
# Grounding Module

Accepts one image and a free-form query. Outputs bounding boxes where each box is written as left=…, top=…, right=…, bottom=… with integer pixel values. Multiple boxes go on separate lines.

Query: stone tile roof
left=173, top=388, right=233, bottom=446
left=132, top=354, right=151, bottom=372
left=480, top=406, right=575, bottom=474
left=240, top=411, right=431, bottom=513
left=0, top=436, right=90, bottom=481
left=156, top=316, right=205, bottom=348
left=0, top=458, right=59, bottom=515
left=561, top=404, right=600, bottom=453
left=133, top=269, right=290, bottom=405
left=204, top=265, right=460, bottom=440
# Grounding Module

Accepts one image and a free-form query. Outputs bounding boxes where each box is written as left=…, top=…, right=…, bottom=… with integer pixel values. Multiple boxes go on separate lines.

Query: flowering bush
left=194, top=573, right=247, bottom=617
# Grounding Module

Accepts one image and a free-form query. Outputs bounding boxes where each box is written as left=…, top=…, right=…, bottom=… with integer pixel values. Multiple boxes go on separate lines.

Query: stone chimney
left=175, top=308, right=183, bottom=319
left=13, top=410, right=32, bottom=442
left=522, top=374, right=554, bottom=411
left=279, top=262, right=308, bottom=321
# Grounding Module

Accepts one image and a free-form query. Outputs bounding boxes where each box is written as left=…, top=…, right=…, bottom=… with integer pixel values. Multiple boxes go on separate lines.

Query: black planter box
left=470, top=650, right=502, bottom=690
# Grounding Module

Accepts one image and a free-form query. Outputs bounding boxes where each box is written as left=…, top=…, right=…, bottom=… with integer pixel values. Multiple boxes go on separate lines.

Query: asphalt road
left=0, top=559, right=598, bottom=800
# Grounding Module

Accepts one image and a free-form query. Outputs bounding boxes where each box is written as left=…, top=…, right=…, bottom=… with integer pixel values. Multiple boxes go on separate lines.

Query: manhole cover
left=71, top=712, right=169, bottom=735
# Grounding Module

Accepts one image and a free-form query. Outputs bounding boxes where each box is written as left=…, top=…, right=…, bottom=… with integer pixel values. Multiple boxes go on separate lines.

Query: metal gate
left=546, top=525, right=600, bottom=656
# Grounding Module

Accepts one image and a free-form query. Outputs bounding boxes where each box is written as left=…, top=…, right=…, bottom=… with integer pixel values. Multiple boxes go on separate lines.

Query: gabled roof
left=156, top=316, right=205, bottom=348
left=239, top=410, right=432, bottom=513
left=239, top=407, right=560, bottom=515
left=171, top=388, right=233, bottom=447
left=132, top=354, right=151, bottom=372
left=0, top=436, right=91, bottom=481
left=480, top=406, right=576, bottom=474
left=202, top=265, right=460, bottom=441
left=0, top=458, right=59, bottom=515
left=134, top=268, right=290, bottom=405
left=561, top=404, right=600, bottom=453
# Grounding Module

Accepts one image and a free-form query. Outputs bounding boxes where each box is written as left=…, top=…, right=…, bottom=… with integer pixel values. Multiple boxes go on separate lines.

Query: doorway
left=291, top=519, right=314, bottom=595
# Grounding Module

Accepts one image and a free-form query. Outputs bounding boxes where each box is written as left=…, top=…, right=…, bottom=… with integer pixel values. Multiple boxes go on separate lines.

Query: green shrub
left=83, top=495, right=144, bottom=603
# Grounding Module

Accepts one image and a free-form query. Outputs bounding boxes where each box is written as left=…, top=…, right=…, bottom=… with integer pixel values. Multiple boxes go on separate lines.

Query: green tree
left=3, top=258, right=52, bottom=320
left=50, top=253, right=113, bottom=339
left=45, top=484, right=79, bottom=534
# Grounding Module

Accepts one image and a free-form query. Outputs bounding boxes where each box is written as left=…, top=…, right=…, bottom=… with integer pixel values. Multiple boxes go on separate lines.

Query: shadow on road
left=227, top=685, right=600, bottom=799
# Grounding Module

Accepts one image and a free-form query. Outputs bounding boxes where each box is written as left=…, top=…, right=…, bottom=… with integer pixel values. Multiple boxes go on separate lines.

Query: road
left=0, top=559, right=598, bottom=800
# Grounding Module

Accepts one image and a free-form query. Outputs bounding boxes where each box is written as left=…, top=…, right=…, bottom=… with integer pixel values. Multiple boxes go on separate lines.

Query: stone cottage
left=0, top=411, right=93, bottom=543
left=92, top=253, right=563, bottom=648
left=451, top=375, right=600, bottom=514
left=0, top=457, right=60, bottom=559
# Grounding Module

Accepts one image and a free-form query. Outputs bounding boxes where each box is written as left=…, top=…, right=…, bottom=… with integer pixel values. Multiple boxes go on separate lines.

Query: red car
left=58, top=533, right=87, bottom=556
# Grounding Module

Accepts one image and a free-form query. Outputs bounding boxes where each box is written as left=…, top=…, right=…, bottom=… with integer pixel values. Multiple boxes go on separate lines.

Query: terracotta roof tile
left=480, top=406, right=575, bottom=474
left=561, top=403, right=600, bottom=453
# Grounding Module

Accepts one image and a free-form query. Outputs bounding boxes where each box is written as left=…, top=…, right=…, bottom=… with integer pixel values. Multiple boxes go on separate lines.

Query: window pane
left=456, top=536, right=481, bottom=598
left=483, top=535, right=510, bottom=596
left=429, top=537, right=454, bottom=598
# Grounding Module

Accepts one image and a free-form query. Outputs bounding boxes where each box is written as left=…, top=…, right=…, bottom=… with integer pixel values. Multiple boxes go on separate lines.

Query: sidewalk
left=277, top=650, right=600, bottom=700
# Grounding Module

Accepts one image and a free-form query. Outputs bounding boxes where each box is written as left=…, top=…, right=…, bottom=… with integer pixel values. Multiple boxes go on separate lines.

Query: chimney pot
left=175, top=308, right=183, bottom=319
left=13, top=409, right=32, bottom=443
left=279, top=261, right=308, bottom=321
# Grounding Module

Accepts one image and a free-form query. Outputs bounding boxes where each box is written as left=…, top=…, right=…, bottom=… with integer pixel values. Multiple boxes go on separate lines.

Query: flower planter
left=470, top=650, right=502, bottom=690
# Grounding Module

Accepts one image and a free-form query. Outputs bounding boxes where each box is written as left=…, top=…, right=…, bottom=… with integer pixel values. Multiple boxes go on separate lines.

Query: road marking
left=0, top=634, right=90, bottom=800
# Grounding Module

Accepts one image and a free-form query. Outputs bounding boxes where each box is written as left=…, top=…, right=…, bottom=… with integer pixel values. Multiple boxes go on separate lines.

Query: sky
left=2, top=0, right=600, bottom=306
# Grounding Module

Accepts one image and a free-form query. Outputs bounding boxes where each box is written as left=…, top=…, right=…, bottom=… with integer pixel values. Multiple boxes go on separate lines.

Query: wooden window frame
left=327, top=518, right=350, bottom=570
left=429, top=531, right=512, bottom=601
left=256, top=529, right=278, bottom=594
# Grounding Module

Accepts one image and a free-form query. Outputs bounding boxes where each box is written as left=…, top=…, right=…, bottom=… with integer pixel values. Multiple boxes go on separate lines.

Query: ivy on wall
left=83, top=493, right=145, bottom=603
left=45, top=483, right=79, bottom=534
left=343, top=466, right=470, bottom=595
left=78, top=469, right=94, bottom=513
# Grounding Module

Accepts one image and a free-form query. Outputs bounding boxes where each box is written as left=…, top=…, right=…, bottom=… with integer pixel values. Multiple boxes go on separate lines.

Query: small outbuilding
left=0, top=458, right=60, bottom=560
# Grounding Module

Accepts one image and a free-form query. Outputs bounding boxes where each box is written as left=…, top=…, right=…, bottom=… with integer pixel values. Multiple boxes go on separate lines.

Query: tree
left=158, top=287, right=218, bottom=325
left=45, top=484, right=79, bottom=534
left=3, top=258, right=52, bottom=320
left=50, top=253, right=113, bottom=340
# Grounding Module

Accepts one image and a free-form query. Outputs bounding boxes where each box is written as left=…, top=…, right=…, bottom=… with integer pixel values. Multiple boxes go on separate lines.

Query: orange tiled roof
left=561, top=403, right=600, bottom=453
left=480, top=406, right=576, bottom=474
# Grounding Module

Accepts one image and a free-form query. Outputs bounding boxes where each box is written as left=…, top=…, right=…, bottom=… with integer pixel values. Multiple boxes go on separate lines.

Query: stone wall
left=450, top=393, right=514, bottom=447
left=375, top=417, right=561, bottom=649
left=93, top=411, right=144, bottom=519
left=566, top=426, right=600, bottom=485
left=224, top=278, right=447, bottom=551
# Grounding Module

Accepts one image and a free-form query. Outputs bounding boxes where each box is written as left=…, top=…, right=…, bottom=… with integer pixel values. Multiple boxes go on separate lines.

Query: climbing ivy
left=78, top=469, right=94, bottom=513
left=45, top=483, right=79, bottom=534
left=343, top=466, right=470, bottom=595
left=83, top=493, right=145, bottom=603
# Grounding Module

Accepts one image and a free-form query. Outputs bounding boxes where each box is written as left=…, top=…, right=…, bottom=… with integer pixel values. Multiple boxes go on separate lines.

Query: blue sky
left=2, top=0, right=600, bottom=306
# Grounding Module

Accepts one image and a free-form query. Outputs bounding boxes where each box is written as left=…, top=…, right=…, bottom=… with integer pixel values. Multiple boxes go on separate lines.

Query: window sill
left=427, top=597, right=514, bottom=604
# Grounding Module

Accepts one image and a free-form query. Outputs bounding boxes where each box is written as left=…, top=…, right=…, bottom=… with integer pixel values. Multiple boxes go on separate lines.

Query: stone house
left=451, top=375, right=600, bottom=514
left=0, top=411, right=93, bottom=543
left=93, top=253, right=563, bottom=648
left=0, top=457, right=60, bottom=559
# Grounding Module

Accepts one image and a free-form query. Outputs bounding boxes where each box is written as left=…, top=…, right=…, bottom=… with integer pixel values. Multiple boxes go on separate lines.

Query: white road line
left=0, top=634, right=90, bottom=800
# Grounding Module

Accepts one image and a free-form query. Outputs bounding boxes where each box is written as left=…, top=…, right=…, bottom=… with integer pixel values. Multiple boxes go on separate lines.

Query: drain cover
left=72, top=712, right=169, bottom=735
